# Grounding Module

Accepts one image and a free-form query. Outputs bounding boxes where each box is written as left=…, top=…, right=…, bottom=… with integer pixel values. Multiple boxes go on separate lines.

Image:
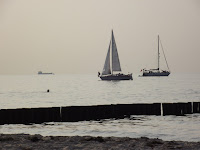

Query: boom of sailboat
left=98, top=31, right=171, bottom=80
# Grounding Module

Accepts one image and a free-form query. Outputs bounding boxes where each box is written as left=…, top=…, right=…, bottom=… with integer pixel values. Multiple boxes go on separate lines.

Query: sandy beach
left=0, top=134, right=200, bottom=150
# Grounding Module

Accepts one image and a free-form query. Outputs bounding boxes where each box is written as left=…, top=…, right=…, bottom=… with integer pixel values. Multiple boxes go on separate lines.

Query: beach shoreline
left=0, top=134, right=200, bottom=150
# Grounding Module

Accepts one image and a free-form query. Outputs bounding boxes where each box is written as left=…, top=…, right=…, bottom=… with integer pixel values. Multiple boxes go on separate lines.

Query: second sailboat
left=141, top=35, right=170, bottom=76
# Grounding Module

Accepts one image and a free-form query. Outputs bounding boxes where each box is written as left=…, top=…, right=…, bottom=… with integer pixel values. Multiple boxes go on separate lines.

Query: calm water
left=0, top=73, right=200, bottom=141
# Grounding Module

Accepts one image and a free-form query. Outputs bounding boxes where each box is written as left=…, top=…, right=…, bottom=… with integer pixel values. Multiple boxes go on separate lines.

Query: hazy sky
left=0, top=0, right=200, bottom=74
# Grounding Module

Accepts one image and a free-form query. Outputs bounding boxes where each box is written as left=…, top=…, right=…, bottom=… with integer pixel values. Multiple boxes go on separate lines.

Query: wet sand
left=0, top=134, right=200, bottom=150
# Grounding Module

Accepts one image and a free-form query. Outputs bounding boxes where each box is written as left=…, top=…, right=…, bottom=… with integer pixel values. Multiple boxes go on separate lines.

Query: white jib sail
left=102, top=40, right=111, bottom=75
left=111, top=31, right=121, bottom=72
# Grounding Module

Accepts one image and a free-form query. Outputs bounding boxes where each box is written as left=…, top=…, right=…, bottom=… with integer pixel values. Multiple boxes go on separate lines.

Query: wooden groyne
left=0, top=102, right=199, bottom=125
left=162, top=102, right=192, bottom=116
left=0, top=107, right=61, bottom=125
left=61, top=103, right=161, bottom=122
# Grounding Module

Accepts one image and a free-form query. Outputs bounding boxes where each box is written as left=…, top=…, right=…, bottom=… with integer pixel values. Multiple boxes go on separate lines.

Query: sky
left=0, top=0, right=200, bottom=74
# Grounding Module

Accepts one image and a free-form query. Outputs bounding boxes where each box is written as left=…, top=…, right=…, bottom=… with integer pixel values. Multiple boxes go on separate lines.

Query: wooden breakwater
left=0, top=102, right=199, bottom=125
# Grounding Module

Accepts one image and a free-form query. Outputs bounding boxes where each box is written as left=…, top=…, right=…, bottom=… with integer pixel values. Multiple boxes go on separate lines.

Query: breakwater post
left=162, top=102, right=192, bottom=116
left=193, top=102, right=200, bottom=113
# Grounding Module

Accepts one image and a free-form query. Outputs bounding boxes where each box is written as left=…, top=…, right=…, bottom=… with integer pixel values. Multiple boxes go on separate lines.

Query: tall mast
left=111, top=30, right=113, bottom=74
left=158, top=35, right=160, bottom=71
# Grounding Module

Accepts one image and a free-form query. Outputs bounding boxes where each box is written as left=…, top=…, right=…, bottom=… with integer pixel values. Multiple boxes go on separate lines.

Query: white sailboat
left=98, top=30, right=132, bottom=80
left=141, top=35, right=170, bottom=76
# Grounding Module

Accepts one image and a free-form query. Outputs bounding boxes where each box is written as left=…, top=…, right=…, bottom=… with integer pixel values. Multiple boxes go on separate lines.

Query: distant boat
left=38, top=71, right=54, bottom=75
left=98, top=30, right=132, bottom=80
left=141, top=35, right=170, bottom=76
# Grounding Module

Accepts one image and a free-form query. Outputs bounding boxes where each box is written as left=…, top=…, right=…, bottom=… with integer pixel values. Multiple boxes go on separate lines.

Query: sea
left=0, top=73, right=200, bottom=142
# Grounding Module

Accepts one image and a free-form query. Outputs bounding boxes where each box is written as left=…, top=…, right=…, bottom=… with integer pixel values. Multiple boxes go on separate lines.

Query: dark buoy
left=47, top=89, right=50, bottom=92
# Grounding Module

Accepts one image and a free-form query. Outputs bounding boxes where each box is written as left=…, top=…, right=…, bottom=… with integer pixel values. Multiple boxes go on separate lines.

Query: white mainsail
left=111, top=30, right=121, bottom=72
left=102, top=41, right=111, bottom=75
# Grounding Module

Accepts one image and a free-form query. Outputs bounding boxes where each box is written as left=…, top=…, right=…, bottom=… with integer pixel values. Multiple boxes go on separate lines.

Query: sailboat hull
left=100, top=74, right=133, bottom=80
left=142, top=72, right=170, bottom=76
left=141, top=36, right=171, bottom=77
